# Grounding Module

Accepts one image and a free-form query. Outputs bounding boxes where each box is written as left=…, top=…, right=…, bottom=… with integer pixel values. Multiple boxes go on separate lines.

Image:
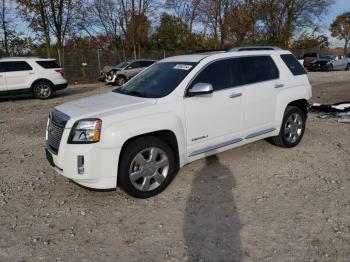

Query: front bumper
left=45, top=133, right=120, bottom=189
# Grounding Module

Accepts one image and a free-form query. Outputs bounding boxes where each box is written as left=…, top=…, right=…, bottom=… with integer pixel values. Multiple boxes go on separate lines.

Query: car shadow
left=183, top=154, right=242, bottom=261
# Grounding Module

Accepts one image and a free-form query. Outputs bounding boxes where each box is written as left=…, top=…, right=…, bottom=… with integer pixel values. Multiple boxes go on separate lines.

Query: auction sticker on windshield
left=173, top=64, right=193, bottom=70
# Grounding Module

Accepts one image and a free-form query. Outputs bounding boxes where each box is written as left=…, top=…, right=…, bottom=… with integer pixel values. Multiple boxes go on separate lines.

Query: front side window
left=4, top=61, right=33, bottom=72
left=127, top=62, right=141, bottom=69
left=114, top=62, right=196, bottom=98
left=189, top=59, right=232, bottom=91
left=140, top=61, right=155, bottom=67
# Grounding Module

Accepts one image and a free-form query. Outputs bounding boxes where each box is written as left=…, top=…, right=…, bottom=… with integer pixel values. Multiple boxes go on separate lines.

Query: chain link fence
left=27, top=47, right=189, bottom=82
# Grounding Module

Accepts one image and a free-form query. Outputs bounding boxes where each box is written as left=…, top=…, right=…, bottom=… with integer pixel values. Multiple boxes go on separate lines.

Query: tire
left=32, top=81, right=54, bottom=100
left=118, top=136, right=177, bottom=198
left=268, top=106, right=306, bottom=148
left=345, top=64, right=350, bottom=71
left=327, top=64, right=333, bottom=72
left=116, top=75, right=126, bottom=86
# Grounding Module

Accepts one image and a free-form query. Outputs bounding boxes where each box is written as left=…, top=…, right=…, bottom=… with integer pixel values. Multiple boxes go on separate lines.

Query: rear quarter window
left=280, top=54, right=307, bottom=76
left=36, top=60, right=61, bottom=69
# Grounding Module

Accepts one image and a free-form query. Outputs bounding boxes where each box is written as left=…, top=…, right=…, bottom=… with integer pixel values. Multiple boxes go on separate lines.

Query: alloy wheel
left=129, top=147, right=169, bottom=191
left=284, top=113, right=303, bottom=143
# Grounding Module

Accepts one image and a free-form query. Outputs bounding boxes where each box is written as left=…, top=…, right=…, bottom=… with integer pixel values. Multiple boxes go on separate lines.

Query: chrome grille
left=47, top=120, right=64, bottom=154
left=47, top=109, right=70, bottom=154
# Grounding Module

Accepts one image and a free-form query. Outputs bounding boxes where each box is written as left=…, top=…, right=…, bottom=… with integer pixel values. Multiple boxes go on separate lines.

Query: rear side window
left=4, top=61, right=33, bottom=72
left=190, top=59, right=232, bottom=91
left=280, top=54, right=306, bottom=76
left=0, top=62, right=4, bottom=73
left=233, top=56, right=279, bottom=86
left=36, top=60, right=60, bottom=69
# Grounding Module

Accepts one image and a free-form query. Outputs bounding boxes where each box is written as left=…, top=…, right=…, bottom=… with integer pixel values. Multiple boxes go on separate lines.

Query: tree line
left=0, top=0, right=349, bottom=62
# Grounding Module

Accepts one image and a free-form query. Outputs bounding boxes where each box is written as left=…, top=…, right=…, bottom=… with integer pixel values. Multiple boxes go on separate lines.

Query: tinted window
left=3, top=61, right=33, bottom=72
left=303, top=53, right=317, bottom=58
left=140, top=61, right=155, bottom=67
left=280, top=54, right=306, bottom=76
left=0, top=62, right=4, bottom=73
left=115, top=62, right=196, bottom=98
left=233, top=56, right=279, bottom=85
left=190, top=59, right=232, bottom=91
left=127, top=61, right=141, bottom=69
left=36, top=60, right=60, bottom=69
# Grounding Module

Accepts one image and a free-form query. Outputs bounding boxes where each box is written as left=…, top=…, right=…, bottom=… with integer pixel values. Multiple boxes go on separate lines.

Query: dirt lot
left=0, top=71, right=350, bottom=262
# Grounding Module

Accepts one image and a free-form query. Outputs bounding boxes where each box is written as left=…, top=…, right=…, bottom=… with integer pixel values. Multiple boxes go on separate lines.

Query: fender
left=100, top=113, right=187, bottom=166
left=274, top=83, right=311, bottom=131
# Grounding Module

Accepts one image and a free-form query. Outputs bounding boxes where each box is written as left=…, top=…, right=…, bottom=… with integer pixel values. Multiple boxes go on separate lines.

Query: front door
left=0, top=62, right=6, bottom=92
left=184, top=59, right=245, bottom=156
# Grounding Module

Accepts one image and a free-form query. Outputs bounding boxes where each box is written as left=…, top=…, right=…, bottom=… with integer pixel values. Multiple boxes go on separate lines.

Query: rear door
left=4, top=61, right=34, bottom=91
left=0, top=62, right=6, bottom=91
left=232, top=56, right=280, bottom=134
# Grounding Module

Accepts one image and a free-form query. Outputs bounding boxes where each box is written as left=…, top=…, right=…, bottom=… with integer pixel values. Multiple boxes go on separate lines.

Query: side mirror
left=188, top=83, right=213, bottom=96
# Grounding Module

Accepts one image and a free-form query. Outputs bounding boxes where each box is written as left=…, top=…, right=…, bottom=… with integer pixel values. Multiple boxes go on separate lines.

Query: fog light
left=77, top=155, right=84, bottom=175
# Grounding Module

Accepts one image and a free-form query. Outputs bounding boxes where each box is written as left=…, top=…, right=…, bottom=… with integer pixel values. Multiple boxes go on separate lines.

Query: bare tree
left=17, top=0, right=52, bottom=57
left=165, top=0, right=201, bottom=33
left=259, top=0, right=332, bottom=47
left=330, top=12, right=350, bottom=55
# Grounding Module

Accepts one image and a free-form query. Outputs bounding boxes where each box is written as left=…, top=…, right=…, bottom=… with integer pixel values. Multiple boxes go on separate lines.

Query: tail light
left=55, top=68, right=64, bottom=76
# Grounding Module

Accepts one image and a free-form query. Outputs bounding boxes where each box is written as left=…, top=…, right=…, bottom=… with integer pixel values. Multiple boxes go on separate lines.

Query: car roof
left=0, top=57, right=56, bottom=62
left=160, top=49, right=291, bottom=63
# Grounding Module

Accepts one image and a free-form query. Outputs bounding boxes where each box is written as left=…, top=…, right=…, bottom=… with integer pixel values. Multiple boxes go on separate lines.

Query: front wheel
left=268, top=106, right=306, bottom=148
left=116, top=76, right=126, bottom=86
left=327, top=64, right=333, bottom=72
left=32, top=82, right=54, bottom=99
left=118, top=136, right=177, bottom=198
left=345, top=64, right=350, bottom=71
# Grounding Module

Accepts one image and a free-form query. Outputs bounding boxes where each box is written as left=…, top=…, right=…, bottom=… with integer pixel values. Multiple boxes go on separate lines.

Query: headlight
left=68, top=119, right=102, bottom=144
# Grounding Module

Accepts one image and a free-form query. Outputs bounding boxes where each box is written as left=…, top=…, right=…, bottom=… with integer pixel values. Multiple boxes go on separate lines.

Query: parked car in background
left=105, top=59, right=156, bottom=86
left=308, top=55, right=350, bottom=71
left=98, top=65, right=115, bottom=82
left=0, top=57, right=68, bottom=99
left=45, top=46, right=311, bottom=198
left=302, top=53, right=335, bottom=69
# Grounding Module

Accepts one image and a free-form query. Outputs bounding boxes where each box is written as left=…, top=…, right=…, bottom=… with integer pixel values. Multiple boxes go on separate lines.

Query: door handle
left=230, top=92, right=242, bottom=98
left=275, top=84, right=284, bottom=88
left=0, top=75, right=3, bottom=78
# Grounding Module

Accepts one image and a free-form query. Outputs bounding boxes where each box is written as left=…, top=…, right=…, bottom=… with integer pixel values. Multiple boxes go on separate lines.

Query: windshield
left=114, top=62, right=196, bottom=98
left=116, top=61, right=131, bottom=69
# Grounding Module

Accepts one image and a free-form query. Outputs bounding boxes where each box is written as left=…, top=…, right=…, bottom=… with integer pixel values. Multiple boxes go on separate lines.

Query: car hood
left=54, top=92, right=156, bottom=127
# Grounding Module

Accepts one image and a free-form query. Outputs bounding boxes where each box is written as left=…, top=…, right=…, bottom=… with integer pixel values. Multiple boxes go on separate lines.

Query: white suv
left=45, top=46, right=311, bottom=198
left=0, top=57, right=68, bottom=99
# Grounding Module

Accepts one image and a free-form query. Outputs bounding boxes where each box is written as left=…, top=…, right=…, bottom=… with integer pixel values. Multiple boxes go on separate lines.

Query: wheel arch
left=287, top=99, right=308, bottom=118
left=116, top=130, right=180, bottom=186
left=30, top=78, right=54, bottom=91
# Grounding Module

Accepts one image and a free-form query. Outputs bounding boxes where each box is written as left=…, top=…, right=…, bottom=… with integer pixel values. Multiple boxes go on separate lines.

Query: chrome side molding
left=245, top=128, right=276, bottom=139
left=189, top=138, right=243, bottom=157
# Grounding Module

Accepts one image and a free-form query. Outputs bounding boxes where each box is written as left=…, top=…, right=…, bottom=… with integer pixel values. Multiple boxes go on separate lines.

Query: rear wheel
left=119, top=136, right=177, bottom=198
left=32, top=82, right=54, bottom=100
left=345, top=64, right=350, bottom=71
left=268, top=106, right=306, bottom=148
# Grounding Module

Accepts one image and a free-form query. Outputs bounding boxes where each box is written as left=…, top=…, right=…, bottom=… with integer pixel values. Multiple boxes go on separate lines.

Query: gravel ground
left=0, top=71, right=350, bottom=262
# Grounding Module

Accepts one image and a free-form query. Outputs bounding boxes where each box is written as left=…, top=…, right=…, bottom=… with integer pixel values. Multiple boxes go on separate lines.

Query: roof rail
left=229, top=46, right=282, bottom=52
